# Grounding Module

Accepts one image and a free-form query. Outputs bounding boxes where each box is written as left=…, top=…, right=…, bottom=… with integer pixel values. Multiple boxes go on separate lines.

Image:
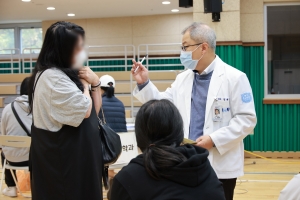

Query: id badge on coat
left=213, top=102, right=222, bottom=122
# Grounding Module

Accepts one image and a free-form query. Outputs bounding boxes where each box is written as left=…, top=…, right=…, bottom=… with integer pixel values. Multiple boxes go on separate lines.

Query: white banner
left=110, top=132, right=139, bottom=168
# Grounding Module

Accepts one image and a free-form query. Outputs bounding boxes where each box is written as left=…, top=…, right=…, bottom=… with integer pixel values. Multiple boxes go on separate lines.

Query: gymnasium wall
left=194, top=0, right=300, bottom=43
left=217, top=46, right=300, bottom=152
left=194, top=0, right=241, bottom=41
left=8, top=1, right=300, bottom=152
left=240, top=0, right=300, bottom=42
left=42, top=13, right=193, bottom=47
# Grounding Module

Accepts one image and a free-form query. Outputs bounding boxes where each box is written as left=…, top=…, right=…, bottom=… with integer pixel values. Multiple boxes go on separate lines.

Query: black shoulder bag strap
left=32, top=71, right=45, bottom=100
left=11, top=101, right=31, bottom=137
left=31, top=70, right=45, bottom=123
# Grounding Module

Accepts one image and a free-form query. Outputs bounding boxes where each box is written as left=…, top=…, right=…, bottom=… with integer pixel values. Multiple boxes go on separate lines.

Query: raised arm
left=131, top=59, right=174, bottom=103
left=80, top=79, right=92, bottom=118
left=79, top=67, right=102, bottom=114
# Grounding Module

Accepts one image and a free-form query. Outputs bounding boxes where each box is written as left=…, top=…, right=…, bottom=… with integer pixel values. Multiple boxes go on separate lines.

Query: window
left=266, top=4, right=300, bottom=95
left=21, top=28, right=42, bottom=54
left=0, top=23, right=42, bottom=55
left=0, top=29, right=15, bottom=54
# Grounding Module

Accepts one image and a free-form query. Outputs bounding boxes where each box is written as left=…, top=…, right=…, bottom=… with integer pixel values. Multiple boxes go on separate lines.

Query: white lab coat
left=133, top=55, right=257, bottom=179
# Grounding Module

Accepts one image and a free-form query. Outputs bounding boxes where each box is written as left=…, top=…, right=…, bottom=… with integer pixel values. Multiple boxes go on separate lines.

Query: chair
left=0, top=135, right=31, bottom=198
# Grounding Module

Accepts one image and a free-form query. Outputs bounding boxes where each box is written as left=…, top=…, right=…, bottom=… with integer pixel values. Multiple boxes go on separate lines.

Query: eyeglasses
left=181, top=43, right=203, bottom=51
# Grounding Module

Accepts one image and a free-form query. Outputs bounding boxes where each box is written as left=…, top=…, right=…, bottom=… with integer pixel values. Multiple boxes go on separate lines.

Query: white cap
left=100, top=75, right=115, bottom=88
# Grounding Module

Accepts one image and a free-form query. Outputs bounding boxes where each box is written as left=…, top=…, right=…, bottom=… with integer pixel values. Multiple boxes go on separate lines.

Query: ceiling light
left=47, top=7, right=55, bottom=10
left=162, top=1, right=171, bottom=4
left=67, top=13, right=75, bottom=17
left=171, top=9, right=179, bottom=12
left=22, top=0, right=31, bottom=2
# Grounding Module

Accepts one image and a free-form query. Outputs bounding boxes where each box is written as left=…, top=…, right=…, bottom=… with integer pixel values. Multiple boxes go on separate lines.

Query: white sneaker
left=2, top=187, right=17, bottom=197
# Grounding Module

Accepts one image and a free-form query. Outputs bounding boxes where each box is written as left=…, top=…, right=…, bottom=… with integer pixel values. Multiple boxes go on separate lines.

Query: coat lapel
left=205, top=57, right=225, bottom=124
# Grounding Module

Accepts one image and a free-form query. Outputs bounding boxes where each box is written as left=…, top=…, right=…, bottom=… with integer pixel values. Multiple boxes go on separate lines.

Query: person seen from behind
left=99, top=75, right=127, bottom=186
left=99, top=75, right=127, bottom=133
left=110, top=99, right=225, bottom=200
left=1, top=77, right=31, bottom=197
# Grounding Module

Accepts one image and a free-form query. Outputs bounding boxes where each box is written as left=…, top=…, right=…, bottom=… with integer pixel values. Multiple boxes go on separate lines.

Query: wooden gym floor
left=0, top=158, right=299, bottom=200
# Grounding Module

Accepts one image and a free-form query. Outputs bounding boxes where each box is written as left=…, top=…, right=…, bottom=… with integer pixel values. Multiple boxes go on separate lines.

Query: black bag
left=98, top=107, right=122, bottom=189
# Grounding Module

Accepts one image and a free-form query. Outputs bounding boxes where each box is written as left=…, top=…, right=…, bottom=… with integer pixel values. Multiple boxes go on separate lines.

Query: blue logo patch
left=241, top=93, right=252, bottom=103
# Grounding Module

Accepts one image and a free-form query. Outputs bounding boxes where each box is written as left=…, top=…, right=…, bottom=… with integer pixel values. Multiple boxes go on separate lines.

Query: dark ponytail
left=135, top=99, right=186, bottom=180
left=101, top=85, right=115, bottom=98
left=144, top=145, right=187, bottom=179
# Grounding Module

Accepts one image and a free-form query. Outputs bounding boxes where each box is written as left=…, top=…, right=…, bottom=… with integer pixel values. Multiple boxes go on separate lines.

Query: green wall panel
left=148, top=58, right=184, bottom=71
left=24, top=62, right=37, bottom=73
left=0, top=59, right=183, bottom=73
left=0, top=63, right=21, bottom=73
left=216, top=45, right=300, bottom=152
left=87, top=59, right=184, bottom=71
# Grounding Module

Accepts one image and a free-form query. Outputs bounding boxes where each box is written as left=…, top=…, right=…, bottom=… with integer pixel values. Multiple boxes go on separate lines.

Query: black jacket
left=99, top=94, right=127, bottom=133
left=110, top=144, right=225, bottom=200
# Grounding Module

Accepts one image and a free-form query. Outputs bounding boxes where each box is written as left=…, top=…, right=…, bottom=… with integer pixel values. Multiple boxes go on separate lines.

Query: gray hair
left=182, top=22, right=216, bottom=50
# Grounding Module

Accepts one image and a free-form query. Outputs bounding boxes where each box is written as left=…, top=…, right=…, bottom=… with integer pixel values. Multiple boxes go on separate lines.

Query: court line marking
left=245, top=172, right=298, bottom=175
left=240, top=179, right=289, bottom=183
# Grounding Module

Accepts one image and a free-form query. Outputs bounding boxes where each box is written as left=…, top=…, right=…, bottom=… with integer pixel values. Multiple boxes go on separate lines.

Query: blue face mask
left=180, top=45, right=204, bottom=70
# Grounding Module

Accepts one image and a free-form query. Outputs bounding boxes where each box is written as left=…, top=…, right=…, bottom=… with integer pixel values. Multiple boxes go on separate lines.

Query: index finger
left=79, top=67, right=88, bottom=71
left=136, top=62, right=146, bottom=70
left=196, top=137, right=202, bottom=143
left=132, top=59, right=137, bottom=65
left=196, top=142, right=203, bottom=147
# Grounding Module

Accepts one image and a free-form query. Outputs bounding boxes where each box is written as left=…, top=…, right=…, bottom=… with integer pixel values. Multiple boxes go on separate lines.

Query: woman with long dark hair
left=110, top=99, right=225, bottom=200
left=28, top=21, right=103, bottom=199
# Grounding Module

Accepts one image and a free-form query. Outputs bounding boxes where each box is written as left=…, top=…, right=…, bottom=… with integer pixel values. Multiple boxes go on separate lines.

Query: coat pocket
left=212, top=145, right=241, bottom=173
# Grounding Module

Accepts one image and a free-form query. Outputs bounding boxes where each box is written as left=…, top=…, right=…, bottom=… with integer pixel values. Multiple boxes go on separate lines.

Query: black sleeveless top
left=30, top=72, right=103, bottom=200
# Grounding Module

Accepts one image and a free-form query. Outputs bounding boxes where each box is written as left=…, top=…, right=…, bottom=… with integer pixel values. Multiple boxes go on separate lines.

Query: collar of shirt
left=193, top=55, right=217, bottom=75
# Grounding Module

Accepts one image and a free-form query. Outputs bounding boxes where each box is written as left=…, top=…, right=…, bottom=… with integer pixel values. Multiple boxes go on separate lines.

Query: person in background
left=278, top=174, right=300, bottom=200
left=99, top=75, right=127, bottom=133
left=1, top=77, right=31, bottom=197
left=110, top=99, right=225, bottom=200
left=131, top=22, right=257, bottom=200
left=28, top=21, right=103, bottom=200
left=99, top=75, right=127, bottom=190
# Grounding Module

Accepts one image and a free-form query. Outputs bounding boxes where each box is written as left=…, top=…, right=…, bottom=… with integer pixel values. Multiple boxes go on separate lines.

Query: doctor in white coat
left=131, top=22, right=257, bottom=200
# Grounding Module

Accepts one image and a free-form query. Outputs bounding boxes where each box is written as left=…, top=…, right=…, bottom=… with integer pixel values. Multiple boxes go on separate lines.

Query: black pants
left=219, top=178, right=237, bottom=200
left=1, top=152, right=29, bottom=187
